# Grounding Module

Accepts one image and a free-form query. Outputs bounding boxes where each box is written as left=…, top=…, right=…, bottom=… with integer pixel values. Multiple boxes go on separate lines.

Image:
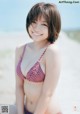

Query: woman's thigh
left=45, top=96, right=63, bottom=114
left=45, top=107, right=62, bottom=114
left=9, top=105, right=62, bottom=114
left=9, top=105, right=33, bottom=114
left=9, top=105, right=17, bottom=114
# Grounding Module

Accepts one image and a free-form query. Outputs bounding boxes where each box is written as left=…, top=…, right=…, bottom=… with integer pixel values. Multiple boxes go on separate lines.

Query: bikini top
left=16, top=44, right=49, bottom=82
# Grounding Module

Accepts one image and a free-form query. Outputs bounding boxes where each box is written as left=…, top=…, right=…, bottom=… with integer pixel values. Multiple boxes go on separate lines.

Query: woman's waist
left=24, top=78, right=44, bottom=85
left=24, top=93, right=61, bottom=113
left=25, top=97, right=38, bottom=113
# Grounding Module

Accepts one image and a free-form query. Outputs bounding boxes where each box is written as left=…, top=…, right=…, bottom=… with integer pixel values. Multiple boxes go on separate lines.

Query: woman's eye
left=42, top=24, right=48, bottom=27
left=32, top=21, right=36, bottom=23
left=31, top=22, right=36, bottom=26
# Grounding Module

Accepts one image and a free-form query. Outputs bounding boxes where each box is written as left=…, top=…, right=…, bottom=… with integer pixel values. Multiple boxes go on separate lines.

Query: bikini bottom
left=24, top=106, right=33, bottom=114
left=24, top=106, right=63, bottom=114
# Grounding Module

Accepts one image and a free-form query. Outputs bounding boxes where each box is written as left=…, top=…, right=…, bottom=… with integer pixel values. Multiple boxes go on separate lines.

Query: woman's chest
left=21, top=48, right=46, bottom=78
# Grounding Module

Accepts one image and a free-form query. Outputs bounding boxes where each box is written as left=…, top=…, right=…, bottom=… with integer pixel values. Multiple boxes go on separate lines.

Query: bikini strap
left=38, top=43, right=51, bottom=62
left=20, top=44, right=27, bottom=60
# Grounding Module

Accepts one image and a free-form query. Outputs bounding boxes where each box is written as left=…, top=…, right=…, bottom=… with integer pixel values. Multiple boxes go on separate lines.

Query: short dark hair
left=26, top=2, right=61, bottom=43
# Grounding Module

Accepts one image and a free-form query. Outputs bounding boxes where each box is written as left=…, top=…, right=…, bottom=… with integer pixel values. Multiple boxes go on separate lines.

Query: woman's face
left=28, top=16, right=48, bottom=42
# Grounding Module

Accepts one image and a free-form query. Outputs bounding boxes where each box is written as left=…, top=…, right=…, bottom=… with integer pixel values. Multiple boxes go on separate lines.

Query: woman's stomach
left=24, top=79, right=62, bottom=113
left=24, top=79, right=43, bottom=112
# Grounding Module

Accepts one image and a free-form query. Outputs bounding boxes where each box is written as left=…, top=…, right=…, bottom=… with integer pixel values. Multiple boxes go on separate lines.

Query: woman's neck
left=33, top=40, right=50, bottom=51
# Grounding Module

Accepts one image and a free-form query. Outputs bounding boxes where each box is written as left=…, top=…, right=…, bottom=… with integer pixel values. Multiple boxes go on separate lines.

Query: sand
left=0, top=31, right=80, bottom=113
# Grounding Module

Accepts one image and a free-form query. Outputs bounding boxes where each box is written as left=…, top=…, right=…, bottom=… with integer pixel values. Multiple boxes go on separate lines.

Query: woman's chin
left=32, top=37, right=41, bottom=41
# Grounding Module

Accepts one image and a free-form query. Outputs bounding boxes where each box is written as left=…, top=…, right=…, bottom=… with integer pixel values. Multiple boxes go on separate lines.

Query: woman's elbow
left=42, top=90, right=53, bottom=100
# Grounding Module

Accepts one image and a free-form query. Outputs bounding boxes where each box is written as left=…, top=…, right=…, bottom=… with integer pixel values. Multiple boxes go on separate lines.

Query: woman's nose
left=35, top=24, right=40, bottom=28
left=34, top=24, right=41, bottom=31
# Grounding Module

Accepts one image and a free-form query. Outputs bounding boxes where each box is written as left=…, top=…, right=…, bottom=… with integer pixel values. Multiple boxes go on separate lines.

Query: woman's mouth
left=32, top=32, right=43, bottom=36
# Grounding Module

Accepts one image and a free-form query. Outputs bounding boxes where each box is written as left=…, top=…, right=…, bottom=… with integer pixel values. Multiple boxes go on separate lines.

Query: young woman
left=15, top=2, right=62, bottom=114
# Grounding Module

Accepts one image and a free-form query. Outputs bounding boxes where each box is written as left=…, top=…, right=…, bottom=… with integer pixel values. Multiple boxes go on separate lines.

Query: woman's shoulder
left=46, top=43, right=60, bottom=57
left=46, top=42, right=61, bottom=65
left=16, top=43, right=25, bottom=55
left=15, top=42, right=33, bottom=57
left=16, top=42, right=32, bottom=53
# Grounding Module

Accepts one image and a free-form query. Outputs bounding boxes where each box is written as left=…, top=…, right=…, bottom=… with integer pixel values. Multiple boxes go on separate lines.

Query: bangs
left=26, top=3, right=48, bottom=26
left=30, top=6, right=44, bottom=21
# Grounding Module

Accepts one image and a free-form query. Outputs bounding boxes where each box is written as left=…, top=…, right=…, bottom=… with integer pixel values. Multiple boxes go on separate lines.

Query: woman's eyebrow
left=42, top=21, right=47, bottom=23
left=41, top=21, right=47, bottom=24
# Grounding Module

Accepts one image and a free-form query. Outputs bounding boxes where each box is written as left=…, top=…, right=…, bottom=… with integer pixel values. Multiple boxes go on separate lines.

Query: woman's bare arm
left=34, top=45, right=62, bottom=114
left=15, top=46, right=24, bottom=114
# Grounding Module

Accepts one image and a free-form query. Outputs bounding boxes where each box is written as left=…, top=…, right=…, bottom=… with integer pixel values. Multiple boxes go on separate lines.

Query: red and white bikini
left=16, top=44, right=47, bottom=82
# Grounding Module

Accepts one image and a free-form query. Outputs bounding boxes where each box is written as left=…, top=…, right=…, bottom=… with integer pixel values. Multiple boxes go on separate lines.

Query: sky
left=0, top=0, right=80, bottom=32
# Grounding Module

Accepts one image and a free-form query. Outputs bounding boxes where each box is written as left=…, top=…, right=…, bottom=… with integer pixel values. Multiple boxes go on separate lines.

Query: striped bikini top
left=16, top=44, right=48, bottom=82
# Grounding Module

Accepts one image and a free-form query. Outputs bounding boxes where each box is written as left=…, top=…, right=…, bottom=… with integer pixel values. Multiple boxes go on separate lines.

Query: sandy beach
left=0, top=31, right=80, bottom=114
